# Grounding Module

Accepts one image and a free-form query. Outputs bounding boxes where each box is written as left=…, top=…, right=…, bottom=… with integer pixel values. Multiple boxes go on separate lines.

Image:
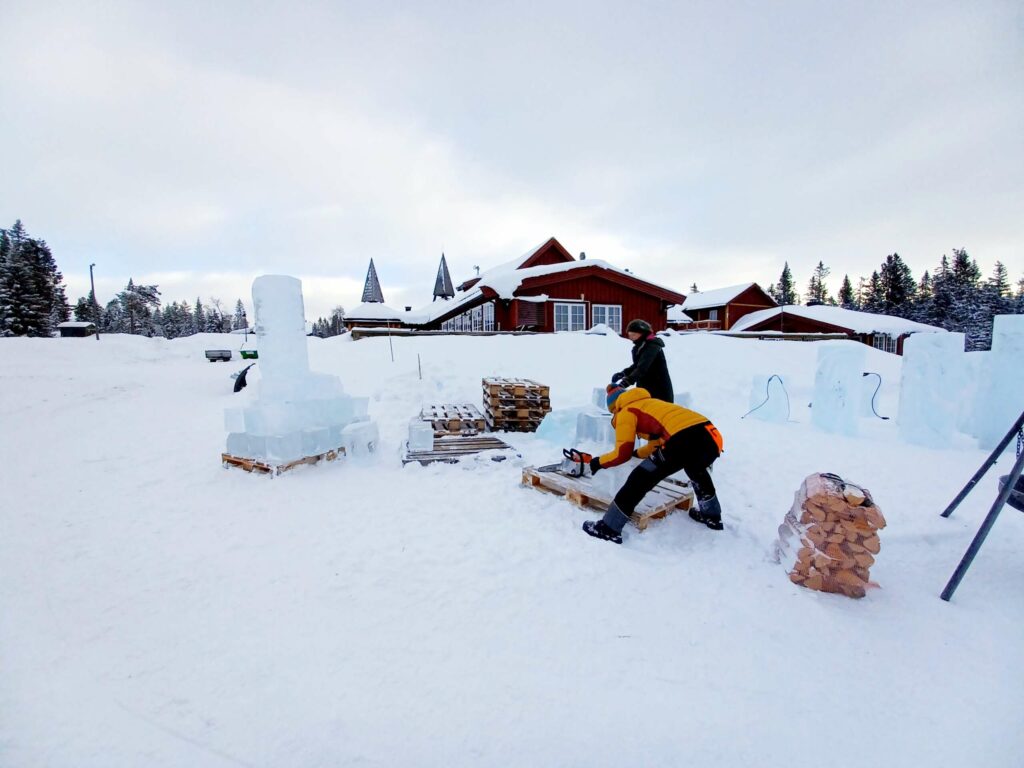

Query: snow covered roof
left=667, top=305, right=693, bottom=323
left=407, top=258, right=681, bottom=325
left=58, top=321, right=96, bottom=328
left=346, top=302, right=403, bottom=321
left=682, top=283, right=762, bottom=310
left=731, top=305, right=947, bottom=336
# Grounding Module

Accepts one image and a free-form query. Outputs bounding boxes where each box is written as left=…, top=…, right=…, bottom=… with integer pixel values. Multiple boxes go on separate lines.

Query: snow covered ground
left=1, top=331, right=1021, bottom=767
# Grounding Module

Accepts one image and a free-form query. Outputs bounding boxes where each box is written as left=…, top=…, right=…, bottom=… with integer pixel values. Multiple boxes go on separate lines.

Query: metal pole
left=89, top=263, right=100, bottom=340
left=940, top=409, right=1024, bottom=518
left=941, top=446, right=1024, bottom=601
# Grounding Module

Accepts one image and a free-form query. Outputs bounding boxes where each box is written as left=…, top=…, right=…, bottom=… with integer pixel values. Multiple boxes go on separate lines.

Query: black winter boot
left=688, top=495, right=724, bottom=531
left=582, top=520, right=623, bottom=544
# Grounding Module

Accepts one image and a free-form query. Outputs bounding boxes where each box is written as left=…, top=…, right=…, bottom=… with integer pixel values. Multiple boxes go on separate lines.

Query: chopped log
left=862, top=534, right=881, bottom=554
left=843, top=484, right=867, bottom=506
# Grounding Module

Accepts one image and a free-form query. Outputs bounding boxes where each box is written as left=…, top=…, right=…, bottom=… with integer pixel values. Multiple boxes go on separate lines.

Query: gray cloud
left=2, top=0, right=1021, bottom=319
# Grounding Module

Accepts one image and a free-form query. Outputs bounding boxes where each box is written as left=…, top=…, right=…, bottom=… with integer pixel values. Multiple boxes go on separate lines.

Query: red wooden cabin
left=679, top=283, right=777, bottom=331
left=411, top=237, right=685, bottom=335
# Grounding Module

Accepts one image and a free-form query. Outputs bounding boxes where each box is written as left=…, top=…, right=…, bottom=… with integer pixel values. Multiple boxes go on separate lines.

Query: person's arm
left=623, top=342, right=661, bottom=386
left=613, top=362, right=636, bottom=384
left=634, top=437, right=664, bottom=460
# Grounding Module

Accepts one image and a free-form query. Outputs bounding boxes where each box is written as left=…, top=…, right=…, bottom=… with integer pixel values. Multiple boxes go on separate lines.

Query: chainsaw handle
left=563, top=448, right=584, bottom=463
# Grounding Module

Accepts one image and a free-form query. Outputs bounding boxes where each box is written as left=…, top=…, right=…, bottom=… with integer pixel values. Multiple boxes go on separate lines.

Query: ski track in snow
left=1, top=332, right=1021, bottom=767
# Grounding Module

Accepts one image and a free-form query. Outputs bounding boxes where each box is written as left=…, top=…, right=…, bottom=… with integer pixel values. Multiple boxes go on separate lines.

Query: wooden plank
left=520, top=467, right=693, bottom=531
left=402, top=434, right=515, bottom=465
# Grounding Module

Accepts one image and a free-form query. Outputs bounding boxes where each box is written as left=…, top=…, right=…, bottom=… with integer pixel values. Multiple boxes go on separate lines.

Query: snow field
left=1, top=332, right=1021, bottom=767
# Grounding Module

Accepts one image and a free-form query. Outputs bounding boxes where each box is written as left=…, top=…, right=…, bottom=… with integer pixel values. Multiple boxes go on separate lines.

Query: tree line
left=1, top=220, right=250, bottom=339
left=763, top=249, right=1024, bottom=350
left=5, top=220, right=1023, bottom=349
left=71, top=279, right=250, bottom=339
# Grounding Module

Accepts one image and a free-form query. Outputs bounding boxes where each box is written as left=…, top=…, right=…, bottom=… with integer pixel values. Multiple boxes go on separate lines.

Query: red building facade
left=417, top=238, right=685, bottom=335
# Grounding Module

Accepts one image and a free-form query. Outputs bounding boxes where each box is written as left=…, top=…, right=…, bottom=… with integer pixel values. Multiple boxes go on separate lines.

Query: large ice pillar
left=975, top=315, right=1024, bottom=450
left=898, top=332, right=965, bottom=448
left=811, top=343, right=866, bottom=437
left=223, top=275, right=376, bottom=466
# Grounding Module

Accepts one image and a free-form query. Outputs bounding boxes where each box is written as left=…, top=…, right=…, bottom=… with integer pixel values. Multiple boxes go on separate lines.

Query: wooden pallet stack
left=482, top=377, right=551, bottom=432
left=420, top=403, right=486, bottom=436
left=776, top=473, right=887, bottom=599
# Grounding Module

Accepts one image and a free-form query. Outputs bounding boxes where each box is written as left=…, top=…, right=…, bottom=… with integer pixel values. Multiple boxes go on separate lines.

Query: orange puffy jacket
left=596, top=388, right=722, bottom=469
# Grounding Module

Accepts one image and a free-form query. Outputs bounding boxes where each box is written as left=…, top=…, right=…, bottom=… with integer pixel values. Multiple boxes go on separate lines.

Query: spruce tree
left=806, top=261, right=832, bottom=305
left=878, top=253, right=916, bottom=316
left=194, top=297, right=206, bottom=335
left=0, top=221, right=69, bottom=336
left=838, top=275, right=856, bottom=309
left=988, top=261, right=1010, bottom=298
left=232, top=299, right=248, bottom=330
left=116, top=279, right=161, bottom=335
left=0, top=226, right=14, bottom=336
left=773, top=262, right=797, bottom=305
left=861, top=271, right=884, bottom=313
left=102, top=298, right=124, bottom=332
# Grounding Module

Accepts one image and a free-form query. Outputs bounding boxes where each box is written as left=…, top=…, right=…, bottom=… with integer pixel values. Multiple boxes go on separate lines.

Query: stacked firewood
left=775, top=473, right=886, bottom=599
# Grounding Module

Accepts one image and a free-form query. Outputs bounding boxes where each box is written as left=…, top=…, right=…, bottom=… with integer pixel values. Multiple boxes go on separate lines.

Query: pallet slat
left=521, top=466, right=693, bottom=530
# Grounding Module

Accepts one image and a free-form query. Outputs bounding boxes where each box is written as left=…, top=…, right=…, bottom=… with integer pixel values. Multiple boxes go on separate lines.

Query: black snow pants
left=613, top=422, right=722, bottom=516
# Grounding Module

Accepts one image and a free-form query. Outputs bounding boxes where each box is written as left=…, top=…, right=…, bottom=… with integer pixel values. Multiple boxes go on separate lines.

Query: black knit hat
left=626, top=319, right=652, bottom=334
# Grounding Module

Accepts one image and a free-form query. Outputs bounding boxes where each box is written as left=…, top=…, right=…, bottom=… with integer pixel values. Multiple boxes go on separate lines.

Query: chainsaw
left=537, top=448, right=594, bottom=478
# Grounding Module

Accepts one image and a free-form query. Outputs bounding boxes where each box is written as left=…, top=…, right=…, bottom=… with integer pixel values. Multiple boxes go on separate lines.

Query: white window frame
left=872, top=334, right=898, bottom=354
left=708, top=308, right=719, bottom=321
left=591, top=304, right=622, bottom=333
left=554, top=302, right=586, bottom=332
left=483, top=302, right=495, bottom=331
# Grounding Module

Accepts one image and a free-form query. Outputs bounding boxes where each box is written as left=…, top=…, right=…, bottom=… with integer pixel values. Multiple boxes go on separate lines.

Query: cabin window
left=591, top=304, right=622, bottom=333
left=872, top=334, right=898, bottom=354
left=708, top=308, right=719, bottom=321
left=441, top=301, right=495, bottom=333
left=554, top=302, right=585, bottom=332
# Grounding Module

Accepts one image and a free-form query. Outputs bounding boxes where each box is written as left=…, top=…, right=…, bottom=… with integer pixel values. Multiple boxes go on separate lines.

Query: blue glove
left=610, top=371, right=625, bottom=385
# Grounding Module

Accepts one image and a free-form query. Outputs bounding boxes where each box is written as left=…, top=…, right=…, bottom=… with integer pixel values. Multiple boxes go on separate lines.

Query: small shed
left=681, top=283, right=777, bottom=330
left=57, top=321, right=97, bottom=337
left=730, top=305, right=946, bottom=355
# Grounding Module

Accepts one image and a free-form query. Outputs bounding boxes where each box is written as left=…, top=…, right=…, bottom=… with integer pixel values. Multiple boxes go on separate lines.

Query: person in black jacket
left=611, top=319, right=674, bottom=403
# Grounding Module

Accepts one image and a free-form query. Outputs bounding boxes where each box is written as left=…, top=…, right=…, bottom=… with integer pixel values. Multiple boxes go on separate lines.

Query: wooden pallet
left=482, top=377, right=551, bottom=399
left=420, top=403, right=486, bottom=435
left=521, top=466, right=694, bottom=530
left=403, top=435, right=516, bottom=465
left=222, top=446, right=346, bottom=476
left=485, top=415, right=544, bottom=433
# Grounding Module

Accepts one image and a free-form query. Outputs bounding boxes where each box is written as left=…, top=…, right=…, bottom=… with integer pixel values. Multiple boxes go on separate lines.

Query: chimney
left=405, top=306, right=412, bottom=311
left=579, top=252, right=586, bottom=260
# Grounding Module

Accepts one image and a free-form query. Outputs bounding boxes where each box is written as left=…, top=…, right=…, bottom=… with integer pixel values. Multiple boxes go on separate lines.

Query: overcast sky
left=2, top=1, right=1021, bottom=320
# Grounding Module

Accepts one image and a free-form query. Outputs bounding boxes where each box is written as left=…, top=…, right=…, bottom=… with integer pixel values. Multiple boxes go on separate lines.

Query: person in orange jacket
left=580, top=384, right=724, bottom=544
